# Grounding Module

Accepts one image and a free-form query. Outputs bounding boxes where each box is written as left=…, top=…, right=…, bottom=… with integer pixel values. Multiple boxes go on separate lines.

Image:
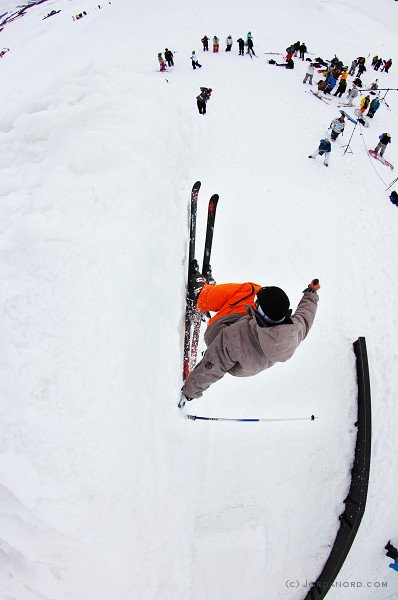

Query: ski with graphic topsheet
left=182, top=182, right=201, bottom=386
left=368, top=150, right=394, bottom=170
left=189, top=194, right=219, bottom=375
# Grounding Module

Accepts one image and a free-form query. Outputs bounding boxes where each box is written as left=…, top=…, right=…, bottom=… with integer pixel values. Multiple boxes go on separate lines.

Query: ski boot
left=178, top=393, right=193, bottom=408
left=203, top=264, right=216, bottom=285
left=189, top=260, right=206, bottom=299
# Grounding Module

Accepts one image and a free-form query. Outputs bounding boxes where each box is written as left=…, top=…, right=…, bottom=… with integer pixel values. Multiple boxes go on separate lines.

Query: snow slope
left=0, top=0, right=397, bottom=598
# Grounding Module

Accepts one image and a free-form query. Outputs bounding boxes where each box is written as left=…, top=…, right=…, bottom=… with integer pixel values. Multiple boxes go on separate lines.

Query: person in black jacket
left=201, top=35, right=209, bottom=51
left=164, top=48, right=174, bottom=67
left=299, top=42, right=307, bottom=60
left=374, top=133, right=391, bottom=157
left=237, top=38, right=245, bottom=56
left=247, top=37, right=256, bottom=57
left=196, top=87, right=212, bottom=114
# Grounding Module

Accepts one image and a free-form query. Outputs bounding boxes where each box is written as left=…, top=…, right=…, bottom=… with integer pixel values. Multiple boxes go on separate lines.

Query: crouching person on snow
left=181, top=278, right=320, bottom=402
left=309, top=137, right=331, bottom=166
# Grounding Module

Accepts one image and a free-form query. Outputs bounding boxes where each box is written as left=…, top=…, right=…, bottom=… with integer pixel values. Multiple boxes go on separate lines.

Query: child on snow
left=191, top=51, right=202, bottom=69
left=309, top=138, right=331, bottom=166
left=157, top=52, right=167, bottom=71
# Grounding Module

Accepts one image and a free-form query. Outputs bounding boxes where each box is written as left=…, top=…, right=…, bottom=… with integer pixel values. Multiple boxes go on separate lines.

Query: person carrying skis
left=308, top=137, right=331, bottom=166
left=157, top=52, right=167, bottom=71
left=329, top=114, right=345, bottom=140
left=181, top=278, right=320, bottom=400
left=237, top=37, right=245, bottom=56
left=374, top=133, right=391, bottom=157
left=201, top=35, right=209, bottom=51
left=225, top=35, right=233, bottom=52
left=213, top=35, right=219, bottom=52
left=382, top=58, right=392, bottom=73
left=299, top=42, right=307, bottom=60
left=196, top=87, right=212, bottom=114
left=385, top=541, right=398, bottom=572
left=191, top=51, right=202, bottom=69
left=367, top=96, right=380, bottom=118
left=303, top=62, right=315, bottom=85
left=360, top=94, right=370, bottom=114
left=164, top=48, right=174, bottom=67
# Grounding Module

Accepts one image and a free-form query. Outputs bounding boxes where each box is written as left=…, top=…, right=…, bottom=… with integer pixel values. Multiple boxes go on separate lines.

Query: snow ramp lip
left=303, top=337, right=371, bottom=600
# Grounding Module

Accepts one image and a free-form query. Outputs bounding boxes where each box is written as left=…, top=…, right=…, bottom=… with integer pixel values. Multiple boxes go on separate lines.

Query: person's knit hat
left=255, top=286, right=290, bottom=324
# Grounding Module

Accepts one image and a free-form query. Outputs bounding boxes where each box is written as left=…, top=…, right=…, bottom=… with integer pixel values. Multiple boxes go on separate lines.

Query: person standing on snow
left=190, top=50, right=202, bottom=69
left=374, top=133, right=391, bottom=157
left=225, top=35, right=233, bottom=52
left=374, top=57, right=383, bottom=71
left=329, top=114, right=345, bottom=140
left=333, top=76, right=347, bottom=97
left=324, top=74, right=337, bottom=94
left=299, top=42, right=307, bottom=60
left=201, top=35, right=209, bottom=51
left=360, top=94, right=370, bottom=114
left=212, top=36, right=219, bottom=52
left=367, top=96, right=380, bottom=118
left=247, top=36, right=256, bottom=57
left=164, top=48, right=174, bottom=67
left=348, top=59, right=357, bottom=76
left=237, top=37, right=245, bottom=56
left=196, top=87, right=212, bottom=114
left=157, top=52, right=167, bottom=71
left=308, top=137, right=331, bottom=166
left=346, top=83, right=359, bottom=106
left=181, top=277, right=320, bottom=401
left=303, top=62, right=315, bottom=85
left=382, top=58, right=392, bottom=73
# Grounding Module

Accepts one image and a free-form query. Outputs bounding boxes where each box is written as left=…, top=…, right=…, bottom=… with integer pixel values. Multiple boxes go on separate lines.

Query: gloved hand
left=303, top=278, right=320, bottom=293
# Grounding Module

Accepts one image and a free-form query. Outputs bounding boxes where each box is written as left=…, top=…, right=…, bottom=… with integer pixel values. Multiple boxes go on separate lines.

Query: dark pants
left=202, top=43, right=208, bottom=51
left=239, top=47, right=244, bottom=55
left=386, top=543, right=398, bottom=560
left=166, top=59, right=173, bottom=67
left=192, top=60, right=202, bottom=70
left=197, top=99, right=206, bottom=114
left=331, top=131, right=340, bottom=140
left=226, top=45, right=232, bottom=52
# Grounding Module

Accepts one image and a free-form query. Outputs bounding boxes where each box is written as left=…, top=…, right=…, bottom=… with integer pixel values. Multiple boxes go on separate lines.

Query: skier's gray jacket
left=182, top=290, right=319, bottom=399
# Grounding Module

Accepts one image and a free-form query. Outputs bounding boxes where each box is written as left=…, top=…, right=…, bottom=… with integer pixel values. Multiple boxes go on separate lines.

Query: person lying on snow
left=181, top=274, right=320, bottom=402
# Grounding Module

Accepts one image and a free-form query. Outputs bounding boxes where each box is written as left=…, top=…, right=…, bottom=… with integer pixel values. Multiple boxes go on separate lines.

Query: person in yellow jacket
left=360, top=95, right=370, bottom=114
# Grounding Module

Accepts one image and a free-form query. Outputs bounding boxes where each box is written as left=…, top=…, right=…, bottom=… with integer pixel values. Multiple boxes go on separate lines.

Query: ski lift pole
left=341, top=121, right=358, bottom=155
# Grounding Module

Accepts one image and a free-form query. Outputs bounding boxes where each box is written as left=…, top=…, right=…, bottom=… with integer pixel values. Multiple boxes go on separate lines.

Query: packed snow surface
left=1, top=0, right=398, bottom=598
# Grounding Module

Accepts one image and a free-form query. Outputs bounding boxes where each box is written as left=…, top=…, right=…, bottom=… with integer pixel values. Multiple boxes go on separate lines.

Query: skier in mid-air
left=181, top=277, right=320, bottom=401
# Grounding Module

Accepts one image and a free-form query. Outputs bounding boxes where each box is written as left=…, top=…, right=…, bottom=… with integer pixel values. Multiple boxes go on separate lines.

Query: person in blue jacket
left=324, top=74, right=337, bottom=94
left=385, top=541, right=398, bottom=572
left=367, top=97, right=380, bottom=118
left=308, top=138, right=331, bottom=167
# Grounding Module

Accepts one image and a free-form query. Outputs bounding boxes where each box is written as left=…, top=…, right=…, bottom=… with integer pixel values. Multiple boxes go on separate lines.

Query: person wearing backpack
left=374, top=133, right=391, bottom=157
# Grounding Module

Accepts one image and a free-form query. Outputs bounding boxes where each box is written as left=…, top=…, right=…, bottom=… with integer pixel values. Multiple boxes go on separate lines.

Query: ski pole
left=186, top=414, right=317, bottom=423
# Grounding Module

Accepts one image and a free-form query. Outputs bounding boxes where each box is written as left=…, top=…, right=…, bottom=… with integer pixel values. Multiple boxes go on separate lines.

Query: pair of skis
left=180, top=182, right=219, bottom=407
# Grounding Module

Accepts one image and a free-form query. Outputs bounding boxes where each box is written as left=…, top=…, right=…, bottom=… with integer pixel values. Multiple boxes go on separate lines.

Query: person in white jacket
left=191, top=51, right=202, bottom=70
left=329, top=114, right=345, bottom=140
left=225, top=36, right=233, bottom=51
left=303, top=62, right=315, bottom=85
